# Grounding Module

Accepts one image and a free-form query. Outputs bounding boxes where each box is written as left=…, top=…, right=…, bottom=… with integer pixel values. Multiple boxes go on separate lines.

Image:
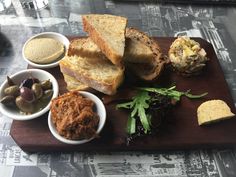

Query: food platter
left=10, top=37, right=236, bottom=152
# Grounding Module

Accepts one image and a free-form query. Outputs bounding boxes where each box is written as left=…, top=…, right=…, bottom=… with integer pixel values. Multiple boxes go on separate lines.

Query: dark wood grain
left=10, top=37, right=236, bottom=152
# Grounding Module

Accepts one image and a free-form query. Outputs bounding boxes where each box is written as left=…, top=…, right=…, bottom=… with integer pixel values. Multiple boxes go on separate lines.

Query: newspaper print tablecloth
left=1, top=0, right=236, bottom=176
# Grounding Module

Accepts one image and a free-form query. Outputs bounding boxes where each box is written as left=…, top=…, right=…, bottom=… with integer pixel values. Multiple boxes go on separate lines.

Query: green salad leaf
left=117, top=85, right=207, bottom=135
left=138, top=86, right=208, bottom=101
left=117, top=90, right=151, bottom=134
left=126, top=116, right=136, bottom=135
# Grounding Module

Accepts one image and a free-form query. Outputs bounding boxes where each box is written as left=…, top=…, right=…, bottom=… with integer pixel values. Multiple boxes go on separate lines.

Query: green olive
left=0, top=95, right=15, bottom=105
left=40, top=80, right=52, bottom=90
left=4, top=85, right=19, bottom=96
left=15, top=96, right=34, bottom=113
left=32, top=83, right=43, bottom=99
left=41, top=90, right=53, bottom=100
left=7, top=76, right=15, bottom=86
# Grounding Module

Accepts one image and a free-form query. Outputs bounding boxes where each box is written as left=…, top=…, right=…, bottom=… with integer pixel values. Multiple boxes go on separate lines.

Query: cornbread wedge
left=82, top=14, right=127, bottom=65
left=24, top=38, right=64, bottom=64
left=59, top=55, right=124, bottom=95
left=197, top=100, right=235, bottom=125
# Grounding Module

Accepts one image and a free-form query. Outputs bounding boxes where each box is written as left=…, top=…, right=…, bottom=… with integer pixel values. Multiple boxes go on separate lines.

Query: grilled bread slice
left=67, top=28, right=167, bottom=81
left=68, top=29, right=154, bottom=64
left=82, top=14, right=127, bottom=65
left=59, top=55, right=124, bottom=95
left=68, top=38, right=105, bottom=59
left=124, top=28, right=168, bottom=81
left=124, top=31, right=154, bottom=64
left=62, top=73, right=89, bottom=91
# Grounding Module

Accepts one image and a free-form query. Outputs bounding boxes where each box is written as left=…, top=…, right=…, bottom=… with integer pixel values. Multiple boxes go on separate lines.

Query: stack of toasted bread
left=59, top=14, right=167, bottom=95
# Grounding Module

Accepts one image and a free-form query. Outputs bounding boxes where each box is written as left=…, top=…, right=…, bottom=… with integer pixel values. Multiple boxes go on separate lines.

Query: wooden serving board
left=10, top=37, right=236, bottom=152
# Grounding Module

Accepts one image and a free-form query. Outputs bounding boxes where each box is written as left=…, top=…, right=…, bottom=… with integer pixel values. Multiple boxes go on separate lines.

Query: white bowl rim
left=22, top=32, right=70, bottom=69
left=0, top=69, right=59, bottom=120
left=48, top=91, right=106, bottom=145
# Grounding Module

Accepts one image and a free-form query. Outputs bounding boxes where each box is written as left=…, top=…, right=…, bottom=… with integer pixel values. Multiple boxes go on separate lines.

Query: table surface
left=1, top=0, right=236, bottom=177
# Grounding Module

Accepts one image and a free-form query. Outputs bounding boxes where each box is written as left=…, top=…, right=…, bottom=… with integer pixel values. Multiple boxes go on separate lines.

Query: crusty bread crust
left=82, top=14, right=127, bottom=66
left=68, top=38, right=105, bottom=59
left=59, top=56, right=124, bottom=95
left=125, top=28, right=169, bottom=81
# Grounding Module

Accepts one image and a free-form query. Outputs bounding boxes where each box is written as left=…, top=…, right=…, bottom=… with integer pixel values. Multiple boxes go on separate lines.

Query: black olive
left=20, top=77, right=39, bottom=89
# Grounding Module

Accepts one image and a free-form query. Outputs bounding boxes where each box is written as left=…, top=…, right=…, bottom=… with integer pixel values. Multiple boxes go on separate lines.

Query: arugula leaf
left=184, top=90, right=208, bottom=99
left=117, top=85, right=207, bottom=136
left=139, top=86, right=207, bottom=101
left=117, top=90, right=151, bottom=134
left=126, top=116, right=136, bottom=134
left=135, top=91, right=151, bottom=133
left=116, top=101, right=134, bottom=109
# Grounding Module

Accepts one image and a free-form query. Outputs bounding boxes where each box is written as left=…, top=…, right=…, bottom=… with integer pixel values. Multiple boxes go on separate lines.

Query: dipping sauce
left=24, top=38, right=64, bottom=64
left=50, top=91, right=99, bottom=140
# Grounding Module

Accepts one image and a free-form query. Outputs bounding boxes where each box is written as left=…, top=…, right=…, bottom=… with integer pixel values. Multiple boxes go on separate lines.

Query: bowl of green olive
left=0, top=69, right=59, bottom=120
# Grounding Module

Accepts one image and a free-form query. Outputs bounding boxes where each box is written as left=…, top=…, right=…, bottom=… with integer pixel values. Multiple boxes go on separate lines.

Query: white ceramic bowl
left=48, top=91, right=106, bottom=145
left=0, top=69, right=59, bottom=120
left=22, top=32, right=70, bottom=69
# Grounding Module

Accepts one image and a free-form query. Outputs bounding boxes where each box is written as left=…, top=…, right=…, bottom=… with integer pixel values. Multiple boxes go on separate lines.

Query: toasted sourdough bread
left=124, top=28, right=167, bottom=81
left=59, top=55, right=124, bottom=95
left=68, top=38, right=105, bottom=59
left=82, top=14, right=127, bottom=65
left=124, top=29, right=154, bottom=64
left=62, top=73, right=90, bottom=91
left=68, top=29, right=154, bottom=64
left=68, top=28, right=167, bottom=81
